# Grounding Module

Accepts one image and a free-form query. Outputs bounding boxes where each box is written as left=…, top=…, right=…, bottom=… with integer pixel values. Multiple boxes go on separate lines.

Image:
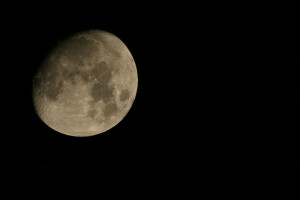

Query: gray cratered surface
left=32, top=30, right=138, bottom=137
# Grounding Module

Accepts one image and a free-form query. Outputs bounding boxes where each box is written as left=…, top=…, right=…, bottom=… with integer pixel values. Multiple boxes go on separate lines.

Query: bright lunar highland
left=32, top=30, right=138, bottom=137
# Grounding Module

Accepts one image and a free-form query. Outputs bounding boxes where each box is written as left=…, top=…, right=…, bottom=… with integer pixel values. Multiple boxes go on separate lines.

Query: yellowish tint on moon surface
left=32, top=30, right=138, bottom=137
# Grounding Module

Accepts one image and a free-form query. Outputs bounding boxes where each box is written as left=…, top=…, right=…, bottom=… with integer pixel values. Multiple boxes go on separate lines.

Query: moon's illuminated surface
left=32, top=30, right=138, bottom=137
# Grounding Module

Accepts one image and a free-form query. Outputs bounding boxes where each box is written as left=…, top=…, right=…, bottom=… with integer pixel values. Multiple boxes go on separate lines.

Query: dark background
left=1, top=1, right=294, bottom=199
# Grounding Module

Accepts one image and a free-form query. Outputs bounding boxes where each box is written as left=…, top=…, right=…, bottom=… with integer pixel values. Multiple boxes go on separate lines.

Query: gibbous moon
left=32, top=30, right=138, bottom=137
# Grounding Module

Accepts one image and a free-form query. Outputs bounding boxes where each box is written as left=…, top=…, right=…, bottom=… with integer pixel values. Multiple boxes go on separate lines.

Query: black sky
left=1, top=1, right=294, bottom=199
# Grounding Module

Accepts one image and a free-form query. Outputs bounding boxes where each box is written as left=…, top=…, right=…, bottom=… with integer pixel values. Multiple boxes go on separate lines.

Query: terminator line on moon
left=32, top=30, right=138, bottom=137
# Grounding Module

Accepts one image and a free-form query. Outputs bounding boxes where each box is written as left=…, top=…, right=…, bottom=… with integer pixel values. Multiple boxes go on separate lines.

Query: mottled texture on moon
left=32, top=30, right=138, bottom=137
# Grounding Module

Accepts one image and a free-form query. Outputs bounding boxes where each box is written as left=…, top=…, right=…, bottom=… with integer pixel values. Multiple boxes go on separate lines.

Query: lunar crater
left=119, top=89, right=130, bottom=102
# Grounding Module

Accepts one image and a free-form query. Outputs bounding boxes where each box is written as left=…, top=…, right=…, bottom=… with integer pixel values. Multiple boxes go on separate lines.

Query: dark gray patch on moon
left=91, top=83, right=113, bottom=103
left=103, top=102, right=118, bottom=118
left=88, top=60, right=120, bottom=121
left=91, top=83, right=105, bottom=102
left=92, top=61, right=111, bottom=82
left=90, top=61, right=115, bottom=103
left=119, top=89, right=130, bottom=102
left=46, top=80, right=63, bottom=100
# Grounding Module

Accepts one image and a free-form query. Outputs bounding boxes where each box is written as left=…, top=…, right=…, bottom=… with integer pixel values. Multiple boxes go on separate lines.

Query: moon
left=32, top=30, right=138, bottom=137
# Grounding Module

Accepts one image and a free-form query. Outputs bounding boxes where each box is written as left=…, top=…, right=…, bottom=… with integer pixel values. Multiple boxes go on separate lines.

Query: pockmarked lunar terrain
left=32, top=30, right=138, bottom=137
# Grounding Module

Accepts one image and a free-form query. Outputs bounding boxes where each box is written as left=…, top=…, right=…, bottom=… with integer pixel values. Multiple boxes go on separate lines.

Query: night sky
left=1, top=1, right=293, bottom=199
